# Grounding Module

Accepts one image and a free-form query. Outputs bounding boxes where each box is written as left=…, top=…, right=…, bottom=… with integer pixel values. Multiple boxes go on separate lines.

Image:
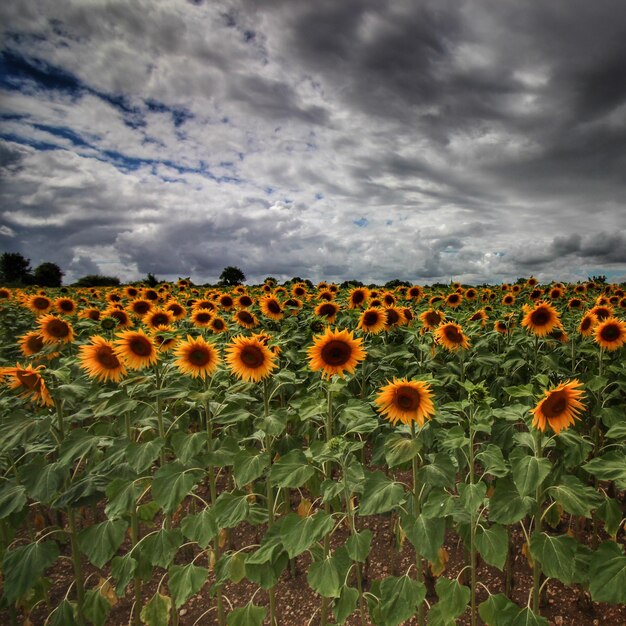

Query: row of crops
left=0, top=279, right=625, bottom=625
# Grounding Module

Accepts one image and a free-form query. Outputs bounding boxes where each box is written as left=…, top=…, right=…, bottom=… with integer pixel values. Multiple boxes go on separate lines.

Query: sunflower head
left=315, top=301, right=340, bottom=323
left=191, top=308, right=214, bottom=327
left=578, top=312, right=597, bottom=337
left=38, top=314, right=75, bottom=344
left=174, top=335, right=221, bottom=379
left=209, top=316, right=228, bottom=334
left=260, top=296, right=284, bottom=321
left=55, top=297, right=77, bottom=315
left=307, top=327, right=366, bottom=379
left=594, top=316, right=626, bottom=351
left=114, top=329, right=158, bottom=370
left=27, top=295, right=52, bottom=315
left=151, top=325, right=179, bottom=352
left=420, top=309, right=444, bottom=330
left=445, top=293, right=462, bottom=308
left=225, top=335, right=277, bottom=382
left=143, top=308, right=174, bottom=330
left=348, top=287, right=370, bottom=309
left=79, top=336, right=127, bottom=382
left=375, top=377, right=435, bottom=426
left=358, top=308, right=387, bottom=334
left=434, top=322, right=470, bottom=351
left=19, top=331, right=45, bottom=357
left=2, top=363, right=54, bottom=406
left=384, top=307, right=406, bottom=328
left=234, top=309, right=258, bottom=329
left=128, top=298, right=153, bottom=317
left=521, top=301, right=561, bottom=337
left=531, top=379, right=586, bottom=434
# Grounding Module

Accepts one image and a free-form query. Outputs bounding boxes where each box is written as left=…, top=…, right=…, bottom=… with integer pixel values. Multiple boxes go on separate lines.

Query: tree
left=145, top=273, right=159, bottom=287
left=34, top=262, right=64, bottom=287
left=73, top=274, right=121, bottom=287
left=219, top=266, right=245, bottom=286
left=0, top=252, right=32, bottom=284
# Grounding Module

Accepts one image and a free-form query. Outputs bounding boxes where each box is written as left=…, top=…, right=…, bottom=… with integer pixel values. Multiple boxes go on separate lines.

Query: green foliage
left=219, top=265, right=246, bottom=286
left=73, top=273, right=121, bottom=286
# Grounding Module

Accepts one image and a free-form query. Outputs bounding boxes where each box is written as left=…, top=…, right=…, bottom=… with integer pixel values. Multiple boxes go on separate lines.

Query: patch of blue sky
left=31, top=123, right=95, bottom=148
left=0, top=132, right=59, bottom=151
left=354, top=217, right=369, bottom=228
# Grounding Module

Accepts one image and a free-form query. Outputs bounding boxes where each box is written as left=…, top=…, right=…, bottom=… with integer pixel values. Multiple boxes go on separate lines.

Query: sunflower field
left=0, top=278, right=625, bottom=626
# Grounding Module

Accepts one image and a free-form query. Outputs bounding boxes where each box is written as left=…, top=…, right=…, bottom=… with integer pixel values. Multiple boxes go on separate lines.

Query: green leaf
left=417, top=453, right=456, bottom=488
left=459, top=481, right=487, bottom=512
left=605, top=422, right=626, bottom=440
left=346, top=530, right=373, bottom=563
left=479, top=594, right=548, bottom=626
left=488, top=478, right=534, bottom=524
left=475, top=524, right=508, bottom=571
left=125, top=438, right=164, bottom=473
left=20, top=459, right=66, bottom=504
left=78, top=519, right=128, bottom=569
left=377, top=575, right=426, bottom=626
left=280, top=512, right=334, bottom=559
left=384, top=433, right=421, bottom=468
left=583, top=452, right=626, bottom=488
left=233, top=450, right=269, bottom=488
left=168, top=564, right=208, bottom=608
left=84, top=588, right=112, bottom=626
left=58, top=430, right=100, bottom=466
left=105, top=478, right=144, bottom=520
left=49, top=600, right=78, bottom=626
left=547, top=474, right=601, bottom=518
left=588, top=541, right=626, bottom=604
left=401, top=513, right=445, bottom=563
left=428, top=577, right=470, bottom=625
left=307, top=547, right=352, bottom=598
left=333, top=586, right=359, bottom=624
left=226, top=602, right=266, bottom=626
left=141, top=528, right=183, bottom=568
left=358, top=471, right=405, bottom=516
left=596, top=497, right=623, bottom=538
left=476, top=444, right=509, bottom=477
left=180, top=508, right=218, bottom=549
left=151, top=461, right=204, bottom=515
left=529, top=533, right=579, bottom=584
left=270, top=450, right=314, bottom=488
left=214, top=552, right=247, bottom=586
left=0, top=480, right=27, bottom=519
left=1, top=541, right=59, bottom=603
left=510, top=451, right=551, bottom=497
left=212, top=492, right=250, bottom=528
left=171, top=432, right=208, bottom=465
left=111, top=554, right=137, bottom=596
left=503, top=384, right=535, bottom=399
left=140, top=592, right=172, bottom=626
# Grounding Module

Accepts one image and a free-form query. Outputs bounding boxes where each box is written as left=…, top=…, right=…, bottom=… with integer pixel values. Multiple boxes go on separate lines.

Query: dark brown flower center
left=386, top=309, right=400, bottom=325
left=238, top=296, right=253, bottom=307
left=238, top=311, right=254, bottom=324
left=318, top=304, right=336, bottom=317
left=267, top=300, right=282, bottom=314
left=530, top=308, right=550, bottom=326
left=594, top=307, right=611, bottom=320
left=321, top=340, right=351, bottom=366
left=542, top=391, right=567, bottom=419
left=189, top=348, right=210, bottom=366
left=59, top=300, right=74, bottom=312
left=27, top=335, right=44, bottom=352
left=425, top=311, right=441, bottom=326
left=130, top=337, right=152, bottom=357
left=17, top=371, right=42, bottom=391
left=443, top=325, right=463, bottom=343
left=363, top=311, right=380, bottom=326
left=195, top=312, right=212, bottom=323
left=600, top=323, right=621, bottom=342
left=220, top=296, right=234, bottom=307
left=47, top=319, right=70, bottom=338
left=580, top=317, right=592, bottom=331
left=395, top=386, right=420, bottom=411
left=97, top=346, right=121, bottom=369
left=151, top=313, right=170, bottom=326
left=134, top=302, right=151, bottom=315
left=33, top=297, right=50, bottom=310
left=168, top=303, right=183, bottom=316
left=212, top=319, right=225, bottom=330
left=241, top=345, right=265, bottom=368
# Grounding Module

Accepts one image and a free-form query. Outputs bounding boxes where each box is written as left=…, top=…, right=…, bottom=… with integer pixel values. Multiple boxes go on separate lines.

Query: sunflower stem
left=468, top=406, right=477, bottom=626
left=532, top=429, right=544, bottom=615
left=55, top=397, right=65, bottom=440
left=320, top=385, right=334, bottom=626
left=410, top=422, right=425, bottom=626
left=68, top=507, right=86, bottom=626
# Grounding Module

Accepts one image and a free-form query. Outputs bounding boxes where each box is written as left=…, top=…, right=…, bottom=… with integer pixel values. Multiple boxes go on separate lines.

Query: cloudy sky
left=1, top=0, right=625, bottom=285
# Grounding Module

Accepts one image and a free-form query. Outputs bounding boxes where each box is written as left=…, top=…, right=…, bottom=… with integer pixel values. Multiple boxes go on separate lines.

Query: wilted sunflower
left=531, top=379, right=585, bottom=434
left=191, top=308, right=214, bottom=327
left=226, top=335, right=277, bottom=382
left=27, top=294, right=52, bottom=315
left=209, top=316, right=228, bottom=334
left=315, top=301, right=340, bottom=324
left=594, top=316, right=626, bottom=351
left=233, top=309, right=259, bottom=329
left=420, top=309, right=444, bottom=331
left=37, top=314, right=75, bottom=344
left=114, top=329, right=158, bottom=370
left=375, top=378, right=435, bottom=427
left=174, top=335, right=221, bottom=379
left=578, top=312, right=597, bottom=337
left=348, top=287, right=370, bottom=309
left=308, top=327, right=366, bottom=379
left=2, top=363, right=53, bottom=406
left=55, top=297, right=77, bottom=315
left=260, top=296, right=284, bottom=321
left=434, top=322, right=470, bottom=351
left=357, top=308, right=387, bottom=334
left=521, top=301, right=561, bottom=337
left=143, top=308, right=174, bottom=330
left=19, top=331, right=45, bottom=358
left=79, top=336, right=127, bottom=383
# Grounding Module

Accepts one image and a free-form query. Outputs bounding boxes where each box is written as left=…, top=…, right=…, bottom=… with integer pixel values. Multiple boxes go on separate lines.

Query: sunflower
left=114, top=330, right=158, bottom=369
left=79, top=308, right=101, bottom=321
left=218, top=293, right=235, bottom=311
left=193, top=299, right=216, bottom=313
left=143, top=289, right=159, bottom=301
left=348, top=287, right=370, bottom=309
left=292, top=283, right=308, bottom=298
left=494, top=320, right=508, bottom=334
left=445, top=293, right=462, bottom=308
left=529, top=288, right=544, bottom=301
left=578, top=312, right=597, bottom=337
left=385, top=307, right=406, bottom=328
left=357, top=308, right=387, bottom=334
left=429, top=295, right=443, bottom=306
left=420, top=309, right=444, bottom=331
left=469, top=309, right=488, bottom=327
left=128, top=298, right=153, bottom=317
left=594, top=316, right=626, bottom=351
left=382, top=292, right=397, bottom=307
left=124, top=286, right=139, bottom=298
left=531, top=379, right=585, bottom=434
left=407, top=286, right=423, bottom=301
left=55, top=297, right=77, bottom=315
left=151, top=325, right=179, bottom=352
left=308, top=327, right=366, bottom=379
left=105, top=308, right=133, bottom=328
left=315, top=301, right=340, bottom=324
left=526, top=276, right=538, bottom=287
left=375, top=378, right=435, bottom=427
left=143, top=308, right=174, bottom=330
left=37, top=314, right=74, bottom=344
left=174, top=335, right=221, bottom=379
left=501, top=294, right=515, bottom=306
left=549, top=287, right=564, bottom=300
left=165, top=300, right=186, bottom=321
left=589, top=305, right=612, bottom=321
left=284, top=298, right=303, bottom=314
left=19, top=331, right=45, bottom=357
left=191, top=308, right=214, bottom=327
left=434, top=322, right=470, bottom=351
left=209, top=316, right=228, bottom=334
left=317, top=289, right=334, bottom=302
left=79, top=336, right=127, bottom=382
left=27, top=294, right=52, bottom=315
left=233, top=309, right=259, bottom=329
left=107, top=291, right=122, bottom=304
left=521, top=301, right=561, bottom=337
left=236, top=294, right=254, bottom=309
left=225, top=335, right=277, bottom=382
left=260, top=296, right=284, bottom=321
left=2, top=363, right=54, bottom=406
left=402, top=307, right=414, bottom=323
left=0, top=288, right=11, bottom=299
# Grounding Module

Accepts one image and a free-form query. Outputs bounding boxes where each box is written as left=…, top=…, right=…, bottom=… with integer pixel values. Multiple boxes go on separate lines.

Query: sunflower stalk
left=532, top=429, right=544, bottom=615
left=68, top=507, right=86, bottom=626
left=410, top=421, right=425, bottom=626
left=320, top=384, right=334, bottom=626
left=467, top=405, right=478, bottom=626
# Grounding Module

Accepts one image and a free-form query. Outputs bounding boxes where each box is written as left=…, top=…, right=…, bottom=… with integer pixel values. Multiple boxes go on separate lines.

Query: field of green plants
left=0, top=279, right=624, bottom=626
